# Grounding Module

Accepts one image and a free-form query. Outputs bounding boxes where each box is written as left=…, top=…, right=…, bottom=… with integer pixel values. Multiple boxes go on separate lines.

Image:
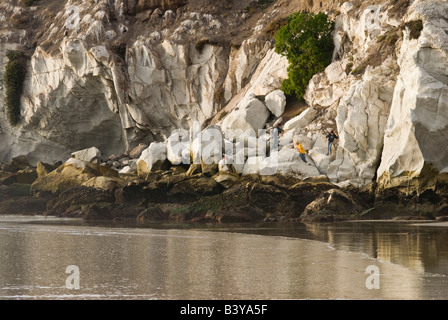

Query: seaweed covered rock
left=46, top=186, right=116, bottom=215
left=286, top=181, right=338, bottom=218
left=0, top=183, right=46, bottom=215
left=300, top=188, right=363, bottom=222
left=167, top=176, right=223, bottom=203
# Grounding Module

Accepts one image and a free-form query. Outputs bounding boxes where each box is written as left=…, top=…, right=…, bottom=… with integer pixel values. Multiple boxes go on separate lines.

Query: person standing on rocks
left=295, top=142, right=307, bottom=163
left=325, top=130, right=339, bottom=155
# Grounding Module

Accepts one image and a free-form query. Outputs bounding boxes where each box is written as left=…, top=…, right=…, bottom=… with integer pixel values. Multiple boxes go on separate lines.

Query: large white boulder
left=70, top=147, right=101, bottom=162
left=138, top=141, right=168, bottom=174
left=258, top=147, right=321, bottom=178
left=166, top=129, right=191, bottom=165
left=221, top=95, right=270, bottom=131
left=242, top=156, right=266, bottom=175
left=278, top=129, right=295, bottom=148
left=283, top=107, right=318, bottom=131
left=265, top=90, right=286, bottom=117
left=191, top=124, right=224, bottom=165
left=308, top=150, right=332, bottom=175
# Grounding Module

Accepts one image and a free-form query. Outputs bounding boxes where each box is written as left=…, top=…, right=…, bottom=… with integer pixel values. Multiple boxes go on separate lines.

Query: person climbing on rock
left=325, top=130, right=339, bottom=155
left=295, top=142, right=307, bottom=163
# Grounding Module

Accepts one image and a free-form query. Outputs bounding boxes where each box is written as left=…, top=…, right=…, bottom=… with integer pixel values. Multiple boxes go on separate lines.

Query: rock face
left=1, top=0, right=448, bottom=196
left=296, top=0, right=448, bottom=190
left=377, top=1, right=448, bottom=185
left=0, top=0, right=284, bottom=165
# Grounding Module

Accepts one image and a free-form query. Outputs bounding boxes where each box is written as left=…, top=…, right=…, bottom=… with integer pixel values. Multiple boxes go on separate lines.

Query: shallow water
left=0, top=215, right=447, bottom=300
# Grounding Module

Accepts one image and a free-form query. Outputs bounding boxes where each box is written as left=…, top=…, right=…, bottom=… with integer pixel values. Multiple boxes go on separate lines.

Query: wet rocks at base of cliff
left=2, top=150, right=448, bottom=223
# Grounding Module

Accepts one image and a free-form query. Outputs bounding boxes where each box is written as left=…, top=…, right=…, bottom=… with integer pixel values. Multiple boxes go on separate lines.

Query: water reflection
left=0, top=216, right=448, bottom=299
left=300, top=221, right=448, bottom=276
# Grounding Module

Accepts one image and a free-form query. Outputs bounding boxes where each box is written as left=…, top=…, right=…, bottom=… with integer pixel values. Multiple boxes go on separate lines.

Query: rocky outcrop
left=377, top=1, right=448, bottom=187
left=30, top=158, right=124, bottom=196
left=2, top=0, right=448, bottom=222
left=0, top=0, right=283, bottom=165
left=280, top=0, right=448, bottom=192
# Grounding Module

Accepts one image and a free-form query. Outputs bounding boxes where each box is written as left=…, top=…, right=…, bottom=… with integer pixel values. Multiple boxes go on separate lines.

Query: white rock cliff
left=1, top=0, right=448, bottom=190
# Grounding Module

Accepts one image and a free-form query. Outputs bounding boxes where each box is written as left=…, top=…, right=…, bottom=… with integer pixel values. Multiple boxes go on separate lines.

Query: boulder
left=36, top=162, right=58, bottom=178
left=129, top=143, right=149, bottom=159
left=0, top=197, right=47, bottom=215
left=221, top=95, right=270, bottom=131
left=166, top=129, right=191, bottom=165
left=31, top=159, right=119, bottom=196
left=191, top=124, right=224, bottom=166
left=283, top=107, right=318, bottom=131
left=0, top=173, right=17, bottom=186
left=293, top=134, right=314, bottom=151
left=265, top=90, right=286, bottom=117
left=218, top=156, right=236, bottom=173
left=300, top=188, right=363, bottom=222
left=308, top=149, right=332, bottom=175
left=15, top=168, right=38, bottom=184
left=119, top=166, right=133, bottom=174
left=0, top=163, right=15, bottom=173
left=214, top=172, right=239, bottom=188
left=168, top=176, right=223, bottom=203
left=10, top=156, right=31, bottom=170
left=286, top=181, right=338, bottom=217
left=81, top=176, right=126, bottom=192
left=260, top=147, right=321, bottom=178
left=137, top=206, right=168, bottom=222
left=278, top=129, right=295, bottom=148
left=137, top=142, right=170, bottom=178
left=71, top=147, right=102, bottom=162
left=246, top=182, right=289, bottom=214
left=82, top=203, right=115, bottom=220
left=47, top=186, right=115, bottom=214
left=242, top=156, right=265, bottom=175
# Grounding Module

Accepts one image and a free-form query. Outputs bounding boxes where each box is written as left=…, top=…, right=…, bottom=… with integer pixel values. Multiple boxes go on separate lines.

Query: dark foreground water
left=1, top=215, right=448, bottom=300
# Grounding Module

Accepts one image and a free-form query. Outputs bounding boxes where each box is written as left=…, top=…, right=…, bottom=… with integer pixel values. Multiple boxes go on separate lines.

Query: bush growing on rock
left=20, top=0, right=37, bottom=7
left=4, top=50, right=27, bottom=126
left=405, top=20, right=423, bottom=40
left=274, top=12, right=334, bottom=100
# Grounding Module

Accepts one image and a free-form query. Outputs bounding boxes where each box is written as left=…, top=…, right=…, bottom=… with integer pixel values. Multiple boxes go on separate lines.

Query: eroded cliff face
left=0, top=0, right=288, bottom=164
left=303, top=0, right=403, bottom=187
left=2, top=0, right=448, bottom=192
left=377, top=1, right=448, bottom=183
left=297, top=0, right=448, bottom=188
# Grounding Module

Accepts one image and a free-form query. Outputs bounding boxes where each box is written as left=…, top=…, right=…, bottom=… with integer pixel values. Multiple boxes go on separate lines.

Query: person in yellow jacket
left=295, top=142, right=307, bottom=163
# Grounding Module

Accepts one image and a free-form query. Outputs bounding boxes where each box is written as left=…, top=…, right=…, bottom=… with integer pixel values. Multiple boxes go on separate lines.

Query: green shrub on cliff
left=405, top=20, right=423, bottom=40
left=274, top=12, right=334, bottom=100
left=4, top=50, right=27, bottom=126
left=20, top=0, right=37, bottom=7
